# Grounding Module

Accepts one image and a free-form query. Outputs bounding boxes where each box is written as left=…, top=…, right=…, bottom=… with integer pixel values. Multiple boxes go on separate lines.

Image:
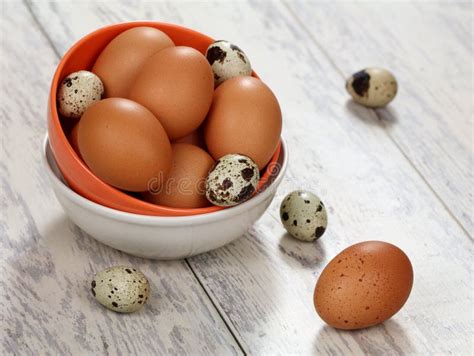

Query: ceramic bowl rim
left=42, top=134, right=288, bottom=226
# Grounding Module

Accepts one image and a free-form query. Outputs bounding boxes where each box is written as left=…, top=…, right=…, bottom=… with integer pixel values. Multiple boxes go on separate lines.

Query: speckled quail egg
left=346, top=68, right=397, bottom=108
left=91, top=266, right=150, bottom=313
left=58, top=70, right=104, bottom=118
left=280, top=191, right=328, bottom=242
left=205, top=40, right=252, bottom=86
left=206, top=154, right=259, bottom=207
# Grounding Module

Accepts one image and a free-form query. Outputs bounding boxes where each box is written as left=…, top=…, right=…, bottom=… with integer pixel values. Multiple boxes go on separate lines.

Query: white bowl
left=42, top=135, right=288, bottom=259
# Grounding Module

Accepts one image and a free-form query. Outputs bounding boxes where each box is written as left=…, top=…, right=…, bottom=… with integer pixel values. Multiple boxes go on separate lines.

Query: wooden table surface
left=1, top=1, right=472, bottom=355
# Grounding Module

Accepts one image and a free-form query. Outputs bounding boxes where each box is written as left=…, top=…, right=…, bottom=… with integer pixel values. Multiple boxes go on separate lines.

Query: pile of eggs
left=58, top=27, right=282, bottom=208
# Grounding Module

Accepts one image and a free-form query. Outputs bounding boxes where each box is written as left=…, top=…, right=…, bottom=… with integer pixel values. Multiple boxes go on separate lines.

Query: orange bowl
left=48, top=21, right=282, bottom=217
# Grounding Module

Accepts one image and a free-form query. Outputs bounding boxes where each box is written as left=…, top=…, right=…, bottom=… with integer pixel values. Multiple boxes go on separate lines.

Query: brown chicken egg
left=143, top=143, right=214, bottom=208
left=173, top=126, right=206, bottom=149
left=92, top=27, right=174, bottom=98
left=77, top=98, right=172, bottom=192
left=129, top=46, right=214, bottom=140
left=314, top=241, right=413, bottom=330
left=204, top=76, right=282, bottom=170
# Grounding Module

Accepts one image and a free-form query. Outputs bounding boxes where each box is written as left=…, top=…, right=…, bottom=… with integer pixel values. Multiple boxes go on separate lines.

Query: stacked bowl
left=44, top=22, right=287, bottom=259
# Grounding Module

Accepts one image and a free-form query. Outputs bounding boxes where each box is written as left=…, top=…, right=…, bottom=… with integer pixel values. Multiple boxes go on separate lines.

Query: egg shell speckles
left=206, top=40, right=252, bottom=86
left=280, top=191, right=328, bottom=242
left=314, top=241, right=414, bottom=330
left=91, top=266, right=150, bottom=313
left=206, top=154, right=259, bottom=207
left=346, top=68, right=397, bottom=108
left=58, top=70, right=104, bottom=118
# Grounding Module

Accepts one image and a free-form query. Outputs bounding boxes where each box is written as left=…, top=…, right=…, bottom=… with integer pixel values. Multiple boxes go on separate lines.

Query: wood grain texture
left=6, top=0, right=474, bottom=354
left=0, top=3, right=242, bottom=355
left=287, top=0, right=474, bottom=234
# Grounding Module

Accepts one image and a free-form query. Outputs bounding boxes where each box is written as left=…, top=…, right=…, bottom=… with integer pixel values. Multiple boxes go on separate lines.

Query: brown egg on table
left=143, top=143, right=214, bottom=208
left=92, top=27, right=174, bottom=98
left=129, top=46, right=214, bottom=140
left=204, top=76, right=282, bottom=170
left=314, top=241, right=413, bottom=330
left=77, top=98, right=172, bottom=192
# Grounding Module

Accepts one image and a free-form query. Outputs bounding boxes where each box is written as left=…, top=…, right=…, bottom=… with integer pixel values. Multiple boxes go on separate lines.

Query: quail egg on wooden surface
left=280, top=191, right=328, bottom=242
left=57, top=70, right=104, bottom=118
left=91, top=266, right=150, bottom=313
left=346, top=68, right=397, bottom=108
left=314, top=241, right=413, bottom=330
left=206, top=40, right=252, bottom=86
left=206, top=154, right=259, bottom=207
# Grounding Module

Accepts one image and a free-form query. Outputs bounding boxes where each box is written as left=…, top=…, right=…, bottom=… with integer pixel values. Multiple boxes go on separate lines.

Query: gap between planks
left=185, top=260, right=249, bottom=355
left=23, top=0, right=247, bottom=353
left=282, top=0, right=472, bottom=241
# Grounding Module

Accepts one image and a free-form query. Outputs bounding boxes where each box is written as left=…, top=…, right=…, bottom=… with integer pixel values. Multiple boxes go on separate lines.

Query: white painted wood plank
left=0, top=3, right=242, bottom=355
left=27, top=0, right=473, bottom=354
left=287, top=0, right=473, bottom=234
